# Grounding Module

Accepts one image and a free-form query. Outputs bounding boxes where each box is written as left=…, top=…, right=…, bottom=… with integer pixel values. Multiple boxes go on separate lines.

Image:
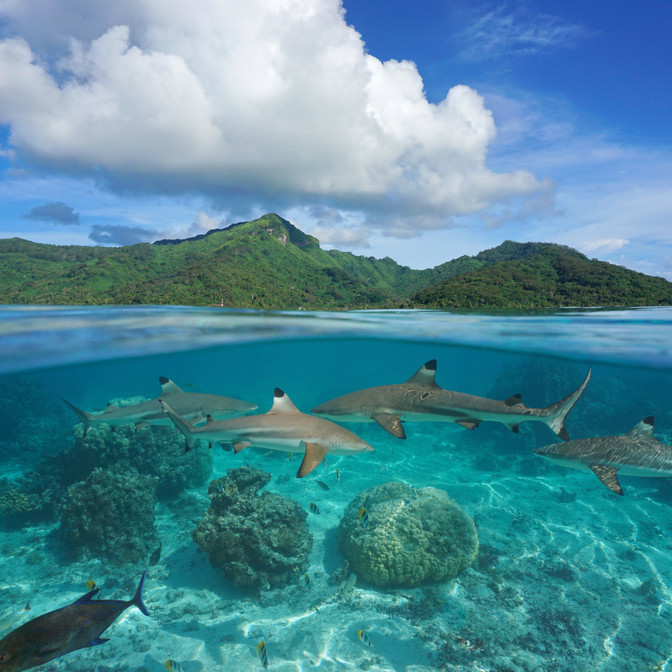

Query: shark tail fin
left=61, top=398, right=95, bottom=433
left=160, top=399, right=197, bottom=452
left=542, top=368, right=591, bottom=440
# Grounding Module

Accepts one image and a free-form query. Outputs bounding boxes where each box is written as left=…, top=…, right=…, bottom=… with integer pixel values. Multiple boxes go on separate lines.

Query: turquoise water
left=1, top=306, right=672, bottom=672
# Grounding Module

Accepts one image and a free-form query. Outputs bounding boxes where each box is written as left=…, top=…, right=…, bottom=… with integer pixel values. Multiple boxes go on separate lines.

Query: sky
left=0, top=0, right=671, bottom=278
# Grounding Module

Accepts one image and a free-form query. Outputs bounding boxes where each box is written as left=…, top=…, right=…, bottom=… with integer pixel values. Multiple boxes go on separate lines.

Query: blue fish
left=0, top=571, right=149, bottom=672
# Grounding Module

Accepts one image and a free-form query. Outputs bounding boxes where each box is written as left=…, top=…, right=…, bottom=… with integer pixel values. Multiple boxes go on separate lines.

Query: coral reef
left=193, top=465, right=312, bottom=590
left=338, top=481, right=478, bottom=588
left=58, top=467, right=159, bottom=564
left=0, top=480, right=48, bottom=526
left=67, top=422, right=213, bottom=499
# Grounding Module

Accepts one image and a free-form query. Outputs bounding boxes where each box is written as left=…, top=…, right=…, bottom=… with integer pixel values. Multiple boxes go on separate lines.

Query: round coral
left=338, top=482, right=478, bottom=587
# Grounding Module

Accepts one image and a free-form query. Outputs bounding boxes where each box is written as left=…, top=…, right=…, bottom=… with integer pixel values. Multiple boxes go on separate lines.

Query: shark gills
left=534, top=416, right=672, bottom=496
left=160, top=388, right=373, bottom=478
left=62, top=377, right=257, bottom=434
left=312, top=360, right=591, bottom=441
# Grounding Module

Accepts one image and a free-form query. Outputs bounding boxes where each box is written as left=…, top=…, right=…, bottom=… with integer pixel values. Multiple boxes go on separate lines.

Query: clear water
left=1, top=306, right=672, bottom=672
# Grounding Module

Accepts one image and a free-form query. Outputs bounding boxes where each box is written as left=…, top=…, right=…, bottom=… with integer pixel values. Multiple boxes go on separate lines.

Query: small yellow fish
left=358, top=629, right=372, bottom=647
left=358, top=507, right=369, bottom=528
left=164, top=660, right=184, bottom=672
left=309, top=502, right=320, bottom=515
left=258, top=640, right=269, bottom=669
left=86, top=580, right=98, bottom=592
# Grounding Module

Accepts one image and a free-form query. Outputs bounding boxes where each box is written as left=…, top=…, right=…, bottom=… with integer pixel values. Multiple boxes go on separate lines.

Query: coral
left=66, top=422, right=213, bottom=499
left=193, top=464, right=312, bottom=590
left=338, top=481, right=478, bottom=588
left=0, top=479, right=49, bottom=526
left=58, top=467, right=159, bottom=564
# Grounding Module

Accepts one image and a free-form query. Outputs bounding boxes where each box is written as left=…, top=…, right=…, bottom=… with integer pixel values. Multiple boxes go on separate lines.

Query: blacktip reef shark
left=534, top=416, right=672, bottom=496
left=311, top=360, right=591, bottom=440
left=0, top=571, right=148, bottom=672
left=160, top=388, right=374, bottom=477
left=62, top=377, right=257, bottom=434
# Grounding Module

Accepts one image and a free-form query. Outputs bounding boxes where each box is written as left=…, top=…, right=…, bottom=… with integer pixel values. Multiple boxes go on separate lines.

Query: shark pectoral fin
left=589, top=464, right=624, bottom=496
left=232, top=440, right=252, bottom=453
left=505, top=393, right=523, bottom=407
left=457, top=420, right=479, bottom=430
left=372, top=413, right=406, bottom=439
left=297, top=442, right=328, bottom=478
left=510, top=424, right=520, bottom=434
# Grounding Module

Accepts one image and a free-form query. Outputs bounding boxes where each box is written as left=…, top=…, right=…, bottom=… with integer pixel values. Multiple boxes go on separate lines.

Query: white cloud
left=457, top=5, right=591, bottom=62
left=0, top=0, right=545, bottom=238
left=579, top=239, right=629, bottom=255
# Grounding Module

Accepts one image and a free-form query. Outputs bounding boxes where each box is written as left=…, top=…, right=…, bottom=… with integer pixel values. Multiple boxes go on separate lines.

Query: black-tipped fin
left=270, top=388, right=300, bottom=414
left=505, top=393, right=523, bottom=407
left=590, top=464, right=623, bottom=496
left=627, top=417, right=655, bottom=437
left=405, top=360, right=440, bottom=388
left=159, top=378, right=183, bottom=396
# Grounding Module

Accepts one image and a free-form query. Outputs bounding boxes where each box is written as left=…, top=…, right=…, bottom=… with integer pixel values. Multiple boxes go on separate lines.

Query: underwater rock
left=193, top=464, right=312, bottom=590
left=67, top=421, right=213, bottom=499
left=58, top=467, right=159, bottom=564
left=338, top=481, right=478, bottom=588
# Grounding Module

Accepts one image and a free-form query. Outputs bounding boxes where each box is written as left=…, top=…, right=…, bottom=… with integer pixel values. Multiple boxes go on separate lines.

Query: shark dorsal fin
left=269, top=388, right=300, bottom=414
left=159, top=377, right=184, bottom=396
left=405, top=360, right=440, bottom=388
left=505, top=393, right=523, bottom=407
left=627, top=416, right=655, bottom=437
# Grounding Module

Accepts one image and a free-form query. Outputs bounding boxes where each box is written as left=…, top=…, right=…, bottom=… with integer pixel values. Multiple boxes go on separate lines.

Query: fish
left=0, top=571, right=149, bottom=672
left=85, top=581, right=98, bottom=592
left=160, top=388, right=374, bottom=477
left=336, top=469, right=341, bottom=483
left=164, top=660, right=184, bottom=672
left=341, top=573, right=357, bottom=597
left=0, top=607, right=30, bottom=636
left=534, top=416, right=672, bottom=496
left=62, top=377, right=257, bottom=434
left=309, top=502, right=320, bottom=514
left=217, top=479, right=225, bottom=492
left=257, top=640, right=269, bottom=669
left=315, top=480, right=330, bottom=491
left=312, top=360, right=591, bottom=441
left=358, top=629, right=372, bottom=648
left=304, top=573, right=312, bottom=590
left=358, top=507, right=369, bottom=528
left=149, top=541, right=162, bottom=566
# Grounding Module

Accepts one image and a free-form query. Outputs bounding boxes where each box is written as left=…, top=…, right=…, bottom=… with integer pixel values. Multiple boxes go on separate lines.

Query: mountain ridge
left=0, top=213, right=670, bottom=309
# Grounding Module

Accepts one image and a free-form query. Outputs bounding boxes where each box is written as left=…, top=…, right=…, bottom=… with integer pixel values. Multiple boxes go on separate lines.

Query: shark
left=533, top=416, right=672, bottom=496
left=311, top=360, right=591, bottom=440
left=160, top=388, right=374, bottom=477
left=62, top=377, right=257, bottom=433
left=0, top=571, right=148, bottom=672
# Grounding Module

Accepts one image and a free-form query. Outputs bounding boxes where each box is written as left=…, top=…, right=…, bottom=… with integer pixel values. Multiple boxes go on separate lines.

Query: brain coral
left=193, top=465, right=312, bottom=590
left=338, top=481, right=478, bottom=587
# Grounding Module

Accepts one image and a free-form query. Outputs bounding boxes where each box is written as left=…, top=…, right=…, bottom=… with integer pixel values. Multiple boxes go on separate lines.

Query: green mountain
left=0, top=213, right=670, bottom=309
left=412, top=242, right=672, bottom=308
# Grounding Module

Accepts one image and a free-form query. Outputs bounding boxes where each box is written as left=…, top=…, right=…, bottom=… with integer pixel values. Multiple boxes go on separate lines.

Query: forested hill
left=0, top=213, right=670, bottom=309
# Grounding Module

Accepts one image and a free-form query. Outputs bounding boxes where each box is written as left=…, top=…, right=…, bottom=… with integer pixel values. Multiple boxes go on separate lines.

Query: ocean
left=1, top=305, right=672, bottom=672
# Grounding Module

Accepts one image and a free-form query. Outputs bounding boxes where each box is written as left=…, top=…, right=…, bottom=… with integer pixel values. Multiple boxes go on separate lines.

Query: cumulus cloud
left=22, top=201, right=80, bottom=224
left=89, top=223, right=155, bottom=245
left=0, top=0, right=545, bottom=237
left=580, top=239, right=629, bottom=255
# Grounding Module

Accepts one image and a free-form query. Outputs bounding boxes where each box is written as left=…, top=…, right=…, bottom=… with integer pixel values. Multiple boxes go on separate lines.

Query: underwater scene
left=1, top=306, right=672, bottom=672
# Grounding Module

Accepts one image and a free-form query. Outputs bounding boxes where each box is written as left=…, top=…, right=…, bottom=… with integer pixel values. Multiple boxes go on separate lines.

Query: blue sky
left=0, top=0, right=670, bottom=278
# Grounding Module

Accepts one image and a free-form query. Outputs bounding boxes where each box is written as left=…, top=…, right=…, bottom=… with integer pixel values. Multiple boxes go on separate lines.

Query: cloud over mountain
left=0, top=0, right=546, bottom=237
